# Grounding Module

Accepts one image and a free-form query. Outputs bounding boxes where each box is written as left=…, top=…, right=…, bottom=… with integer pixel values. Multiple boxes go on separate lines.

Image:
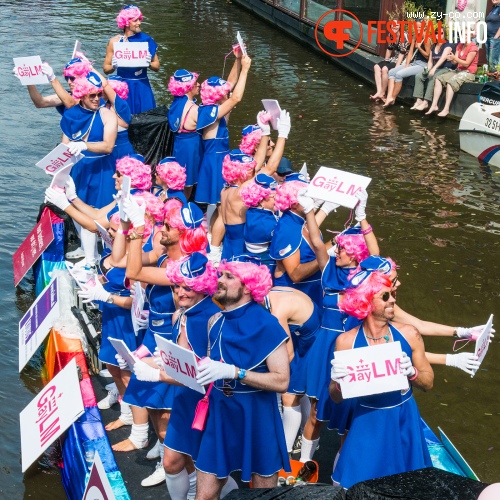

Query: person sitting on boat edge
left=103, top=4, right=160, bottom=114
left=330, top=268, right=434, bottom=488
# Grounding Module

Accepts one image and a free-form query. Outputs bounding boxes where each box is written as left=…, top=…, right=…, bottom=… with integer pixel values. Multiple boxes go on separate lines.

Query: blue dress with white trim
left=221, top=223, right=246, bottom=261
left=194, top=106, right=229, bottom=205
left=164, top=296, right=221, bottom=460
left=332, top=324, right=433, bottom=488
left=269, top=210, right=322, bottom=307
left=195, top=301, right=290, bottom=481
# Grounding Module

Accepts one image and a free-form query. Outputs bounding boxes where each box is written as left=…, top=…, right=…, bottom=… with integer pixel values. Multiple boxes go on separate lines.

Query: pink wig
left=239, top=129, right=262, bottom=155
left=217, top=261, right=272, bottom=303
left=340, top=272, right=393, bottom=319
left=156, top=161, right=187, bottom=191
left=240, top=180, right=272, bottom=207
left=200, top=78, right=232, bottom=105
left=222, top=154, right=256, bottom=184
left=168, top=72, right=199, bottom=96
left=116, top=6, right=143, bottom=29
left=166, top=257, right=218, bottom=295
left=72, top=77, right=101, bottom=99
left=135, top=191, right=164, bottom=222
left=336, top=233, right=370, bottom=264
left=274, top=180, right=308, bottom=212
left=164, top=203, right=208, bottom=255
left=64, top=60, right=92, bottom=78
left=116, top=156, right=152, bottom=191
left=108, top=79, right=129, bottom=100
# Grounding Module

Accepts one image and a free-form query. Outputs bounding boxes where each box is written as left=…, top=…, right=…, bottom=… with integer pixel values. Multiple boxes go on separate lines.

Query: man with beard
left=194, top=256, right=291, bottom=498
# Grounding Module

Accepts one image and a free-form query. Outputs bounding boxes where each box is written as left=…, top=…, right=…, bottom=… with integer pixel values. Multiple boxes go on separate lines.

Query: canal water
left=1, top=0, right=499, bottom=497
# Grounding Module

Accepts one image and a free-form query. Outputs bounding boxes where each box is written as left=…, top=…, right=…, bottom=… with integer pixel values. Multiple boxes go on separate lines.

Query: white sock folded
left=128, top=422, right=149, bottom=449
left=282, top=406, right=302, bottom=453
left=300, top=396, right=311, bottom=430
left=165, top=469, right=190, bottom=500
left=220, top=475, right=238, bottom=498
left=187, top=470, right=196, bottom=499
left=299, top=436, right=319, bottom=462
left=81, top=228, right=98, bottom=265
left=118, top=401, right=133, bottom=425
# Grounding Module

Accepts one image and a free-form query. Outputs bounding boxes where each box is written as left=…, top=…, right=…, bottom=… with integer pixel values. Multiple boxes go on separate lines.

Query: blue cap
left=173, top=69, right=196, bottom=82
left=159, top=156, right=177, bottom=165
left=181, top=202, right=204, bottom=229
left=339, top=225, right=361, bottom=237
left=85, top=71, right=103, bottom=89
left=359, top=256, right=392, bottom=275
left=284, top=172, right=308, bottom=184
left=225, top=254, right=262, bottom=265
left=65, top=58, right=84, bottom=70
left=206, top=76, right=227, bottom=87
left=277, top=157, right=293, bottom=175
left=228, top=149, right=254, bottom=164
left=242, top=124, right=260, bottom=136
left=180, top=252, right=208, bottom=279
left=124, top=4, right=139, bottom=9
left=255, top=173, right=277, bottom=191
left=129, top=153, right=145, bottom=163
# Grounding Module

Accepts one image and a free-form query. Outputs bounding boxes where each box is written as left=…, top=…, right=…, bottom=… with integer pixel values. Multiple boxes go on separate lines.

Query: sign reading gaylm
left=13, top=55, right=49, bottom=85
left=113, top=41, right=149, bottom=68
left=307, top=167, right=371, bottom=209
left=36, top=143, right=80, bottom=176
left=335, top=341, right=409, bottom=399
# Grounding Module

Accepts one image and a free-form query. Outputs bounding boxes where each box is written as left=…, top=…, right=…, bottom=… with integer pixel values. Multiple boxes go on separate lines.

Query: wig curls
left=108, top=79, right=129, bottom=100
left=71, top=77, right=101, bottom=99
left=168, top=72, right=199, bottom=96
left=239, top=129, right=262, bottom=155
left=156, top=161, right=187, bottom=191
left=63, top=59, right=93, bottom=78
left=116, top=6, right=143, bottom=29
left=274, top=180, right=307, bottom=212
left=222, top=154, right=256, bottom=185
left=116, top=155, right=152, bottom=191
left=336, top=233, right=370, bottom=264
left=240, top=180, right=272, bottom=208
left=200, top=78, right=232, bottom=105
left=166, top=257, right=218, bottom=295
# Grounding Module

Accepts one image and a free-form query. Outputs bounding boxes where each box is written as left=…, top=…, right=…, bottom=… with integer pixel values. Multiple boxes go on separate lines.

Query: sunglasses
left=115, top=170, right=122, bottom=178
left=88, top=92, right=103, bottom=100
left=381, top=290, right=397, bottom=302
left=173, top=283, right=192, bottom=292
left=336, top=245, right=345, bottom=253
left=65, top=76, right=76, bottom=82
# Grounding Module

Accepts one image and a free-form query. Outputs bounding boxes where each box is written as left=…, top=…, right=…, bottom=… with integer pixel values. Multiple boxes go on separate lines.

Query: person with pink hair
left=154, top=156, right=188, bottom=204
left=191, top=255, right=290, bottom=494
left=167, top=69, right=202, bottom=200
left=103, top=4, right=160, bottom=114
left=239, top=124, right=262, bottom=155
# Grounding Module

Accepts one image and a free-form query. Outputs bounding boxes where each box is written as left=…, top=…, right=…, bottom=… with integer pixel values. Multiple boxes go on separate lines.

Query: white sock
left=118, top=401, right=133, bottom=425
left=159, top=442, right=164, bottom=460
left=129, top=422, right=149, bottom=449
left=165, top=469, right=190, bottom=500
left=332, top=451, right=340, bottom=473
left=206, top=204, right=217, bottom=229
left=282, top=406, right=302, bottom=453
left=81, top=228, right=98, bottom=265
left=277, top=393, right=283, bottom=414
left=187, top=470, right=196, bottom=498
left=299, top=436, right=319, bottom=462
left=220, top=476, right=238, bottom=498
left=300, top=396, right=311, bottom=430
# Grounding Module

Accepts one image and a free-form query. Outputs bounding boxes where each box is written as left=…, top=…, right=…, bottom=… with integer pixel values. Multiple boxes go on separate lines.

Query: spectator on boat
left=486, top=0, right=500, bottom=70
left=383, top=20, right=432, bottom=107
left=425, top=38, right=478, bottom=117
left=274, top=157, right=293, bottom=184
left=103, top=4, right=160, bottom=114
left=330, top=268, right=434, bottom=488
left=167, top=69, right=202, bottom=200
left=369, top=23, right=410, bottom=102
left=194, top=256, right=290, bottom=495
left=60, top=71, right=118, bottom=267
left=153, top=157, right=188, bottom=204
left=411, top=26, right=456, bottom=111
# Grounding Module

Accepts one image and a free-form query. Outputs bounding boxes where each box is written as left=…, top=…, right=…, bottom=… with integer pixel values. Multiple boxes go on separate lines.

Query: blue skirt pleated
left=195, top=151, right=226, bottom=205
left=123, top=78, right=156, bottom=115
left=173, top=132, right=203, bottom=187
left=123, top=371, right=175, bottom=410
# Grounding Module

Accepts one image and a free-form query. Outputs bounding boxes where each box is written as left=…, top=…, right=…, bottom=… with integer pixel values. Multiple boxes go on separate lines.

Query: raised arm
left=103, top=37, right=118, bottom=75
left=26, top=85, right=63, bottom=108
left=216, top=55, right=251, bottom=119
left=304, top=210, right=329, bottom=270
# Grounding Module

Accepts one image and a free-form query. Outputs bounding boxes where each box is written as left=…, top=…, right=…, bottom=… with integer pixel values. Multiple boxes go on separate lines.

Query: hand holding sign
left=113, top=41, right=149, bottom=68
left=196, top=359, right=236, bottom=385
left=133, top=359, right=161, bottom=382
left=330, top=358, right=350, bottom=383
left=471, top=315, right=494, bottom=377
left=261, top=99, right=281, bottom=130
left=446, top=353, right=480, bottom=375
left=237, top=31, right=247, bottom=56
left=354, top=189, right=368, bottom=222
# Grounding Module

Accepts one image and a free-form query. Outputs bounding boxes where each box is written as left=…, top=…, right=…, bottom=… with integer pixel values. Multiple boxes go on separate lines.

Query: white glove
left=456, top=325, right=496, bottom=342
left=277, top=110, right=291, bottom=139
left=133, top=359, right=161, bottom=382
left=312, top=198, right=323, bottom=210
left=78, top=280, right=111, bottom=304
left=136, top=313, right=149, bottom=330
left=67, top=141, right=88, bottom=156
left=123, top=196, right=146, bottom=228
left=446, top=353, right=480, bottom=375
left=257, top=111, right=271, bottom=136
left=45, top=187, right=70, bottom=210
left=297, top=188, right=315, bottom=214
left=12, top=66, right=21, bottom=80
left=112, top=189, right=123, bottom=203
left=111, top=56, right=119, bottom=69
left=354, top=189, right=368, bottom=222
left=42, top=62, right=56, bottom=82
left=75, top=50, right=89, bottom=61
left=65, top=177, right=78, bottom=201
left=196, top=359, right=236, bottom=385
left=400, top=352, right=416, bottom=378
left=115, top=353, right=131, bottom=371
left=153, top=347, right=163, bottom=368
left=146, top=52, right=152, bottom=64
left=321, top=201, right=341, bottom=216
left=330, top=359, right=350, bottom=383
left=327, top=245, right=337, bottom=257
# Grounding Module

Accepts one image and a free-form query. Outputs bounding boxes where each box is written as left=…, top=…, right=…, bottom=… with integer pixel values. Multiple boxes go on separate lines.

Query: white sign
left=19, top=276, right=60, bottom=372
left=72, top=40, right=81, bottom=60
left=300, top=162, right=307, bottom=177
left=20, top=358, right=84, bottom=472
left=155, top=335, right=205, bottom=394
left=36, top=143, right=80, bottom=176
left=82, top=450, right=116, bottom=500
left=307, top=167, right=371, bottom=209
left=237, top=31, right=247, bottom=56
left=94, top=221, right=113, bottom=250
left=113, top=41, right=149, bottom=68
left=108, top=337, right=136, bottom=369
left=65, top=261, right=98, bottom=289
left=13, top=56, right=49, bottom=85
left=131, top=282, right=146, bottom=335
left=472, top=314, right=494, bottom=377
left=261, top=99, right=281, bottom=130
left=335, top=341, right=409, bottom=399
left=49, top=163, right=73, bottom=190
left=118, top=175, right=131, bottom=221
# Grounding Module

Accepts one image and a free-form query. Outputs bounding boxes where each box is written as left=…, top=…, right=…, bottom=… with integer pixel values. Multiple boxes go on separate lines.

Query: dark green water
left=1, top=0, right=498, bottom=497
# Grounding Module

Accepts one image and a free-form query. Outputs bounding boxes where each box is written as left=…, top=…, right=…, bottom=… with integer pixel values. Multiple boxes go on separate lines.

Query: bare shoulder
left=336, top=327, right=358, bottom=351
left=392, top=322, right=423, bottom=344
left=108, top=34, right=122, bottom=44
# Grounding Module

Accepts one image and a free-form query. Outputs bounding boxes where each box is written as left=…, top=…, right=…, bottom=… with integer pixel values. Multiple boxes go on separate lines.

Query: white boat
left=459, top=102, right=500, bottom=167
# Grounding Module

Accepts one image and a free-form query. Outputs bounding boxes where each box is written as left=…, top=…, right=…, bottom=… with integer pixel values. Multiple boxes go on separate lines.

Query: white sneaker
left=146, top=439, right=161, bottom=460
left=65, top=247, right=85, bottom=259
left=105, top=382, right=117, bottom=391
left=99, top=369, right=112, bottom=377
left=97, top=389, right=119, bottom=410
left=141, top=462, right=165, bottom=487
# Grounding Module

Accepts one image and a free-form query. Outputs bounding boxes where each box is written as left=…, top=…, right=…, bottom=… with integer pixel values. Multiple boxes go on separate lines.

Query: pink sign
left=13, top=55, right=49, bottom=85
left=13, top=210, right=54, bottom=287
left=36, top=143, right=79, bottom=175
left=472, top=314, right=494, bottom=377
left=307, top=167, right=371, bottom=209
left=113, top=41, right=149, bottom=67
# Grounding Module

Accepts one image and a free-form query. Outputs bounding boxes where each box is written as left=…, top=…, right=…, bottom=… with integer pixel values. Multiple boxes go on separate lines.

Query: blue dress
left=61, top=106, right=116, bottom=208
left=195, top=301, right=290, bottom=481
left=164, top=296, right=222, bottom=460
left=332, top=324, right=433, bottom=488
left=269, top=211, right=323, bottom=307
left=168, top=95, right=203, bottom=187
left=97, top=257, right=136, bottom=366
left=221, top=223, right=246, bottom=261
left=116, top=32, right=157, bottom=114
left=109, top=95, right=135, bottom=164
left=194, top=106, right=229, bottom=205
left=123, top=255, right=177, bottom=409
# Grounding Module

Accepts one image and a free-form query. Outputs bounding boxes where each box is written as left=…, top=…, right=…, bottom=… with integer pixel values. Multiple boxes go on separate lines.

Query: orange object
left=249, top=459, right=319, bottom=487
